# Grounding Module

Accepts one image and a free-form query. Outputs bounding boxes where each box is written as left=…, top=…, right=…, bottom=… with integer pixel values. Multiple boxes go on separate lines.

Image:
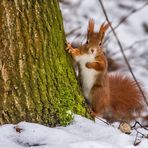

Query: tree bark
left=0, top=0, right=88, bottom=126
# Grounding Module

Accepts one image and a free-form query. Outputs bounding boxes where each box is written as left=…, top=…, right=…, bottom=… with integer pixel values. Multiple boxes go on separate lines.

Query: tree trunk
left=0, top=0, right=88, bottom=126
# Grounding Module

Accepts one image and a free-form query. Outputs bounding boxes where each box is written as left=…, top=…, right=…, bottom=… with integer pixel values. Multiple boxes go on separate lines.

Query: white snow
left=0, top=115, right=147, bottom=148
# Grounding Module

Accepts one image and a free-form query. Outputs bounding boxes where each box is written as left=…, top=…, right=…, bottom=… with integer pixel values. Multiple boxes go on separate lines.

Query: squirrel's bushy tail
left=109, top=74, right=144, bottom=121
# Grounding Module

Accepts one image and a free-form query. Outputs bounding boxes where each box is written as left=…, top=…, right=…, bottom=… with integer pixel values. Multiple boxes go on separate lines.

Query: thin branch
left=132, top=120, right=148, bottom=145
left=105, top=1, right=148, bottom=52
left=133, top=131, right=141, bottom=146
left=95, top=115, right=110, bottom=125
left=98, top=0, right=148, bottom=106
left=66, top=26, right=81, bottom=37
left=110, top=38, right=148, bottom=57
left=124, top=39, right=148, bottom=50
left=113, top=1, right=148, bottom=31
left=132, top=120, right=148, bottom=130
left=133, top=127, right=148, bottom=138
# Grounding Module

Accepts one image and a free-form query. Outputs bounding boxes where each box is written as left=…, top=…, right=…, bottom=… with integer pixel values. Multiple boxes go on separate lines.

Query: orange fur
left=98, top=23, right=110, bottom=43
left=88, top=19, right=95, bottom=34
left=90, top=74, right=110, bottom=117
left=108, top=74, right=144, bottom=121
left=86, top=61, right=105, bottom=71
left=89, top=73, right=144, bottom=122
left=66, top=20, right=145, bottom=122
left=66, top=43, right=81, bottom=57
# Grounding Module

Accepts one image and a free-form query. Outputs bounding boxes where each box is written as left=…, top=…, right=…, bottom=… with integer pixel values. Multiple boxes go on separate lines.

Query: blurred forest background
left=60, top=0, right=148, bottom=90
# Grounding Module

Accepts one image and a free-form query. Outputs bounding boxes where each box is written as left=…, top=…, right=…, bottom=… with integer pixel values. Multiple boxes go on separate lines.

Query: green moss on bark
left=0, top=0, right=89, bottom=126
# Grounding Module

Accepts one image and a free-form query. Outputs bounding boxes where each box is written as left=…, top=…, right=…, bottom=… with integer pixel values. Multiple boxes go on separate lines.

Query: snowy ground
left=0, top=115, right=147, bottom=148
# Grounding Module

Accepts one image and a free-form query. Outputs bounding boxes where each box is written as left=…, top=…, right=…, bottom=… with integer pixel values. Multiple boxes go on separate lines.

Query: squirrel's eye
left=86, top=40, right=89, bottom=44
left=99, top=41, right=102, bottom=46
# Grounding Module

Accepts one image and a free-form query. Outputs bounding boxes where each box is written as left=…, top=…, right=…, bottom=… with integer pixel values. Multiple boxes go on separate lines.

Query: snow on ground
left=0, top=115, right=147, bottom=148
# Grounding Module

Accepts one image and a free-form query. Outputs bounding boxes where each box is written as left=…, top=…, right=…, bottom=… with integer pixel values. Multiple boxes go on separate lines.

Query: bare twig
left=98, top=0, right=148, bottom=106
left=105, top=0, right=148, bottom=43
left=113, top=1, right=148, bottom=31
left=95, top=115, right=110, bottom=125
left=66, top=26, right=81, bottom=37
left=71, top=33, right=82, bottom=44
left=132, top=120, right=148, bottom=130
left=133, top=127, right=148, bottom=138
left=132, top=120, right=148, bottom=145
left=124, top=39, right=148, bottom=50
left=133, top=131, right=141, bottom=146
left=133, top=127, right=148, bottom=146
left=110, top=38, right=148, bottom=57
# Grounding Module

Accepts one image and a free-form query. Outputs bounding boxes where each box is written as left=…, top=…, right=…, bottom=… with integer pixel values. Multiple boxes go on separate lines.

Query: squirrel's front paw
left=66, top=43, right=72, bottom=51
left=66, top=43, right=81, bottom=56
left=86, top=62, right=92, bottom=69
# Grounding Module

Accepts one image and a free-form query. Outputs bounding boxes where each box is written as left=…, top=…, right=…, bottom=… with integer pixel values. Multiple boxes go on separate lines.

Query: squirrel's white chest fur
left=75, top=54, right=99, bottom=100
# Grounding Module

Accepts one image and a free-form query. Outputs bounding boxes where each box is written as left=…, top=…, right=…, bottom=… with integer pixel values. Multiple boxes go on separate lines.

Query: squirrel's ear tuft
left=98, top=22, right=110, bottom=42
left=88, top=19, right=94, bottom=33
left=87, top=19, right=95, bottom=39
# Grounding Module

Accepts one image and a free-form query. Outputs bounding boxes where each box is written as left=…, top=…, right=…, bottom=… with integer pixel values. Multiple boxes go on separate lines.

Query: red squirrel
left=66, top=19, right=144, bottom=122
